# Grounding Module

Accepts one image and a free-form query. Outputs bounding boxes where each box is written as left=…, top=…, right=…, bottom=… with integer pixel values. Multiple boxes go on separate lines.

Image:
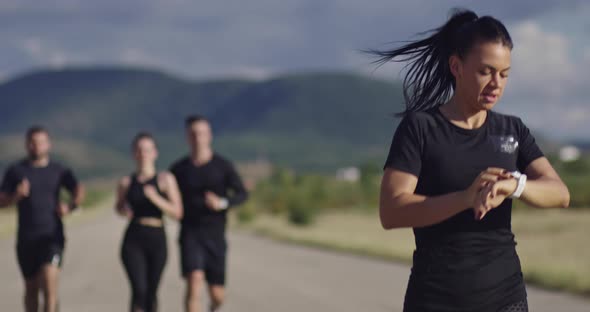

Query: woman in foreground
left=376, top=9, right=570, bottom=312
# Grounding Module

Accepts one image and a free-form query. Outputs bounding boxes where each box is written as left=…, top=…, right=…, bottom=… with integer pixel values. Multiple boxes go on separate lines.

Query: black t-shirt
left=384, top=108, right=543, bottom=311
left=170, top=154, right=248, bottom=234
left=0, top=159, right=79, bottom=242
left=126, top=174, right=165, bottom=220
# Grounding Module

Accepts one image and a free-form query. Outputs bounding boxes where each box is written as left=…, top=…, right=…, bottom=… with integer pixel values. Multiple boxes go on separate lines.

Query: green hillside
left=0, top=68, right=404, bottom=174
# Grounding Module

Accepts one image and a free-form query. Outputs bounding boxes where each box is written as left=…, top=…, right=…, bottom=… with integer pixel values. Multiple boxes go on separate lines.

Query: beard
left=28, top=151, right=48, bottom=161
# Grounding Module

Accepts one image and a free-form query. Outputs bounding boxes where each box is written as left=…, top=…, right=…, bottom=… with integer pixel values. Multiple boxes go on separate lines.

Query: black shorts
left=16, top=236, right=64, bottom=279
left=179, top=228, right=227, bottom=285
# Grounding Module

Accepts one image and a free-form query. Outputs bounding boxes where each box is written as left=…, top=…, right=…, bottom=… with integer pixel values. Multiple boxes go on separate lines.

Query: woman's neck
left=440, top=95, right=487, bottom=129
left=136, top=164, right=156, bottom=178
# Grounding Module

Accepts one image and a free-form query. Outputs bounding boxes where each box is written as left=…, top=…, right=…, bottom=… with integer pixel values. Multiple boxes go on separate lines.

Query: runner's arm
left=518, top=157, right=569, bottom=208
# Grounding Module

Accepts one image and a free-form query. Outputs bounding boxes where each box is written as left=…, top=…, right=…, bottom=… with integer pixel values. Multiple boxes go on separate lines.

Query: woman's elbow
left=559, top=187, right=570, bottom=208
left=379, top=211, right=389, bottom=229
left=379, top=202, right=400, bottom=230
left=380, top=218, right=396, bottom=230
left=380, top=216, right=401, bottom=230
left=174, top=206, right=184, bottom=220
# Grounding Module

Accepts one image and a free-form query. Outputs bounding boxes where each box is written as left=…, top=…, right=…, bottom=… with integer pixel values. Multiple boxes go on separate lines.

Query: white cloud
left=18, top=37, right=81, bottom=69
left=498, top=20, right=590, bottom=139
left=21, top=37, right=43, bottom=59
left=120, top=48, right=159, bottom=66
left=562, top=106, right=590, bottom=125
left=510, top=21, right=575, bottom=95
left=49, top=52, right=67, bottom=68
left=1, top=1, right=589, bottom=138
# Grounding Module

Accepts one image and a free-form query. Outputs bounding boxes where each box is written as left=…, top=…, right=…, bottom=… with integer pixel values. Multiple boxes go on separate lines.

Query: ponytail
left=369, top=9, right=513, bottom=116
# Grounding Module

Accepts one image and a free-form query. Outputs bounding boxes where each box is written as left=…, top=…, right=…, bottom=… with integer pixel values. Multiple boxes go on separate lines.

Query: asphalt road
left=1, top=209, right=588, bottom=311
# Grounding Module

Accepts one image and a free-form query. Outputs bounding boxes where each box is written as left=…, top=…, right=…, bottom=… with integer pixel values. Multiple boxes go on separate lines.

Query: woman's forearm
left=519, top=177, right=570, bottom=208
left=379, top=191, right=470, bottom=229
left=149, top=193, right=183, bottom=220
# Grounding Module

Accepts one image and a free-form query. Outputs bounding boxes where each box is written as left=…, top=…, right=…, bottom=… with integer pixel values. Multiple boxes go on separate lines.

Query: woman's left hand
left=474, top=178, right=517, bottom=220
left=143, top=185, right=159, bottom=202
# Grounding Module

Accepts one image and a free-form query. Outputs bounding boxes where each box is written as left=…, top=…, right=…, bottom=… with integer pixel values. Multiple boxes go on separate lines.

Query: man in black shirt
left=0, top=126, right=85, bottom=312
left=170, top=115, right=248, bottom=312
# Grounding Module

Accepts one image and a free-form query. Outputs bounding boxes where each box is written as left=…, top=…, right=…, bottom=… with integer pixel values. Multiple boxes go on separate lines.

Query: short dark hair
left=132, top=131, right=156, bottom=149
left=26, top=125, right=48, bottom=141
left=185, top=115, right=209, bottom=128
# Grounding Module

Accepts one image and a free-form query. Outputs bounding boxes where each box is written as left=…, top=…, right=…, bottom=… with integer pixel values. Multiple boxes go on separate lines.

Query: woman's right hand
left=117, top=205, right=134, bottom=219
left=115, top=176, right=132, bottom=219
left=463, top=167, right=512, bottom=210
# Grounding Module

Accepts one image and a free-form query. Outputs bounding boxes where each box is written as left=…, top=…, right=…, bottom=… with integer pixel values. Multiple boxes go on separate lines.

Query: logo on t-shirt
left=491, top=135, right=519, bottom=154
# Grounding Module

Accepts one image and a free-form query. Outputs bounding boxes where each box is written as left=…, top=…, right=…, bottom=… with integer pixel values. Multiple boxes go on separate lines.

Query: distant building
left=336, top=167, right=360, bottom=182
left=559, top=145, right=581, bottom=162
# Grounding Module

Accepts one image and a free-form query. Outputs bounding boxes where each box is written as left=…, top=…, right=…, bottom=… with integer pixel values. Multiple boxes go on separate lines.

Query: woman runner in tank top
left=374, top=9, right=570, bottom=312
left=115, top=132, right=183, bottom=312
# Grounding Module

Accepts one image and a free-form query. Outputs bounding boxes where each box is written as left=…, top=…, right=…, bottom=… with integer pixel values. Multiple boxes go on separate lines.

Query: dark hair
left=26, top=125, right=48, bottom=141
left=185, top=114, right=209, bottom=128
left=132, top=131, right=156, bottom=149
left=369, top=9, right=513, bottom=116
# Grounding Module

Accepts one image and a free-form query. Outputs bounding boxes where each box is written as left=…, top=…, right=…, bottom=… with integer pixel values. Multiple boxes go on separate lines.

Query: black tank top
left=126, top=174, right=165, bottom=219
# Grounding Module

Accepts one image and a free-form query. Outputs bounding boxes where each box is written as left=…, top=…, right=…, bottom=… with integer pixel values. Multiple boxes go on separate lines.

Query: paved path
left=1, top=209, right=588, bottom=311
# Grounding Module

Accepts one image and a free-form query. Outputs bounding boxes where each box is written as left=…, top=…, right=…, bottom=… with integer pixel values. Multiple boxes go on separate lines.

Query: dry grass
left=0, top=208, right=17, bottom=237
left=236, top=208, right=590, bottom=296
left=235, top=211, right=415, bottom=262
left=512, top=209, right=590, bottom=295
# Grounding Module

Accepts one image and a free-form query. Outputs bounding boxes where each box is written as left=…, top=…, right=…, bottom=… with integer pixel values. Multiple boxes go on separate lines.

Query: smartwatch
left=509, top=171, right=527, bottom=199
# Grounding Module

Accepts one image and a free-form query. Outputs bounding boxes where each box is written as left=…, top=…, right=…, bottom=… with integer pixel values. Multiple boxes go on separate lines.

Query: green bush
left=561, top=174, right=590, bottom=208
left=236, top=201, right=257, bottom=224
left=83, top=189, right=110, bottom=208
left=248, top=156, right=590, bottom=219
left=557, top=158, right=590, bottom=176
left=287, top=195, right=317, bottom=226
left=60, top=187, right=109, bottom=209
left=359, top=162, right=381, bottom=209
left=550, top=155, right=590, bottom=208
left=248, top=164, right=383, bottom=223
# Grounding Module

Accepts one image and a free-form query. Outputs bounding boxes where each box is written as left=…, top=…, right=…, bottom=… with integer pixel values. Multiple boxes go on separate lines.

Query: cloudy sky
left=1, top=0, right=588, bottom=139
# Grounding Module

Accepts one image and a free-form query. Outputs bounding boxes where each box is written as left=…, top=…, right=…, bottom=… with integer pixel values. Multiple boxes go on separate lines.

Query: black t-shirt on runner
left=384, top=108, right=543, bottom=312
left=0, top=159, right=79, bottom=242
left=170, top=154, right=248, bottom=234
